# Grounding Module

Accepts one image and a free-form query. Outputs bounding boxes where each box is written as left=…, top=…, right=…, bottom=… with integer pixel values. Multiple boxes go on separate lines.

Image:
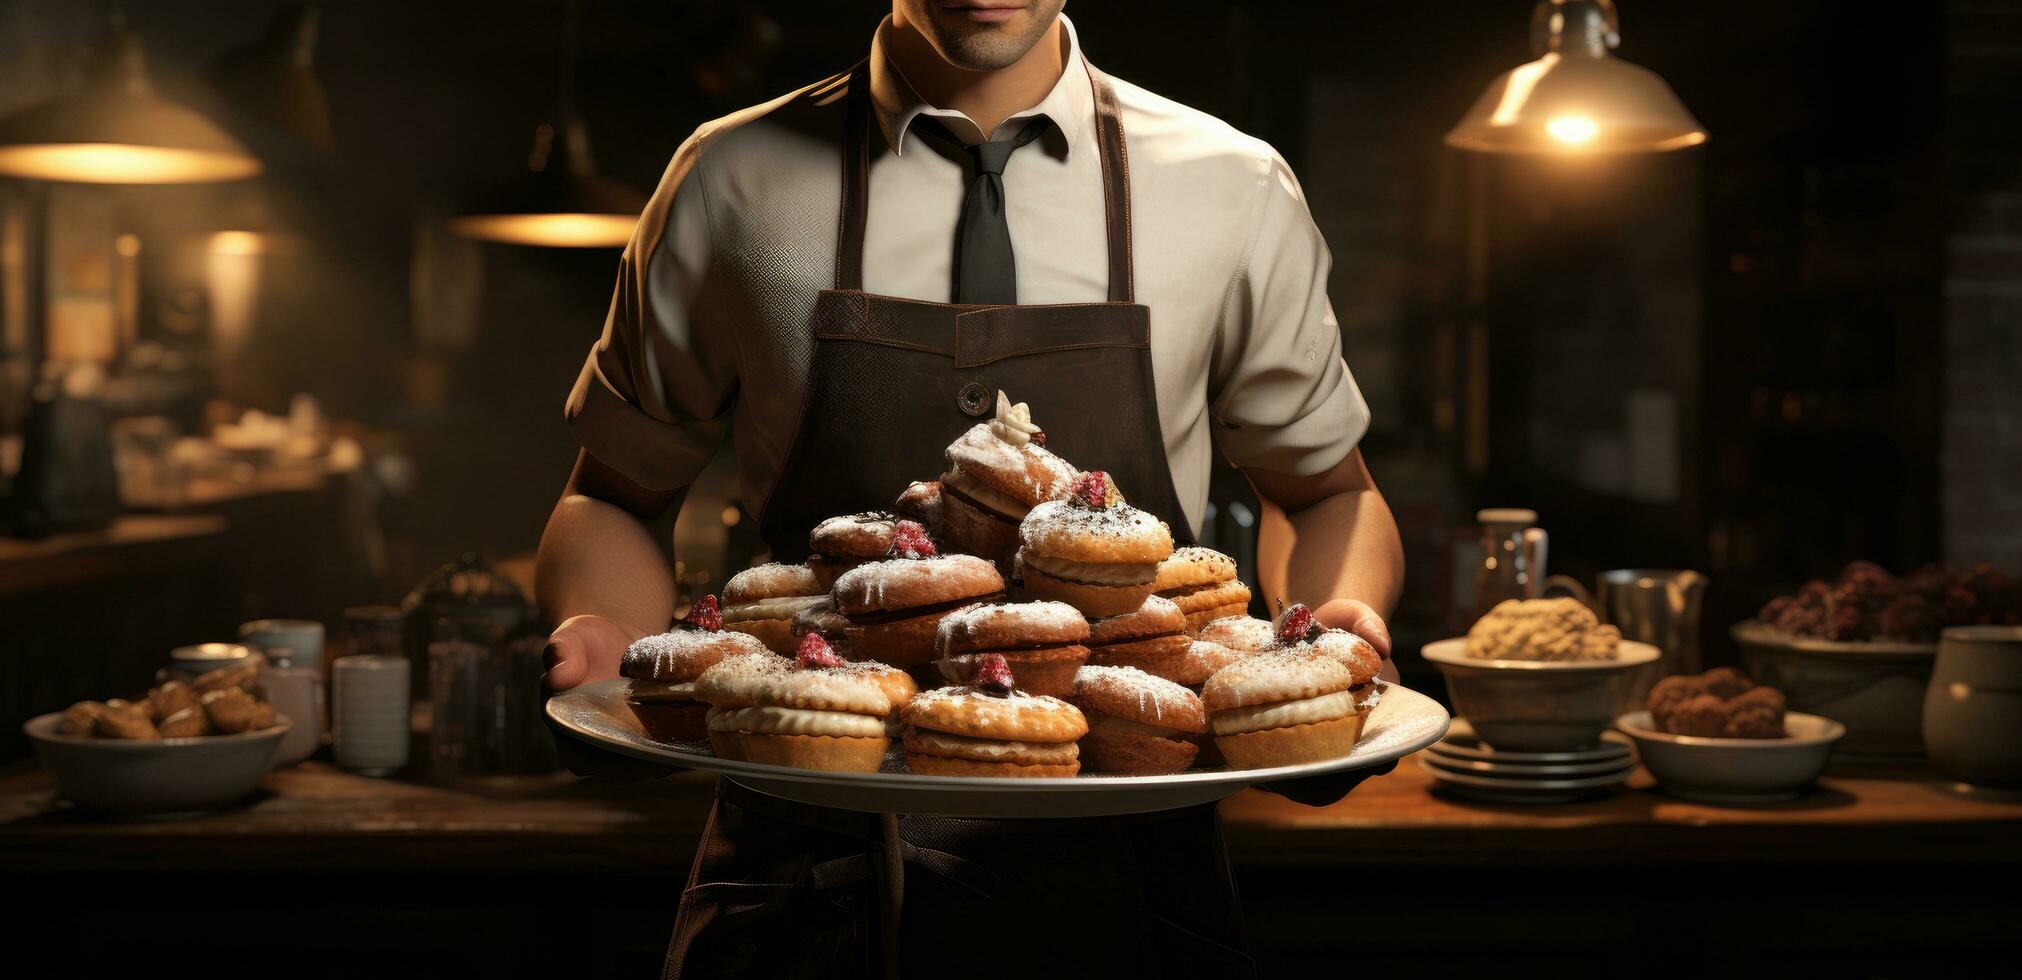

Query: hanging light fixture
left=1445, top=0, right=1705, bottom=154
left=448, top=0, right=646, bottom=248
left=0, top=14, right=262, bottom=184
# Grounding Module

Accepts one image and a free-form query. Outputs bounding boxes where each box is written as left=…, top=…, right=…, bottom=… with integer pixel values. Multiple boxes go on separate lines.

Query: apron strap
left=833, top=58, right=1136, bottom=303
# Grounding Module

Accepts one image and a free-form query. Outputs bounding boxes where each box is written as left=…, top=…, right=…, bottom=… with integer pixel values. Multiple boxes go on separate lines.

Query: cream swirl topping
left=989, top=390, right=1043, bottom=447
left=1210, top=689, right=1359, bottom=735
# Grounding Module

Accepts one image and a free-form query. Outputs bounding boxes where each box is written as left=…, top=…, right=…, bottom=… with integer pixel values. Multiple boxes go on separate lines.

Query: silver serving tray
left=547, top=678, right=1450, bottom=818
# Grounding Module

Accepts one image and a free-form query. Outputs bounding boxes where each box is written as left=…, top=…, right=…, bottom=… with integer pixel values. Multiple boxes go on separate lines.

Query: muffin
left=621, top=597, right=772, bottom=743
left=1017, top=471, right=1175, bottom=617
left=722, top=563, right=829, bottom=654
left=901, top=654, right=1088, bottom=777
left=938, top=391, right=1080, bottom=567
left=1154, top=547, right=1253, bottom=633
left=831, top=526, right=1005, bottom=669
left=1202, top=649, right=1364, bottom=770
left=1083, top=595, right=1193, bottom=681
left=1069, top=665, right=1208, bottom=775
left=934, top=600, right=1091, bottom=699
left=808, top=512, right=904, bottom=591
left=693, top=650, right=792, bottom=760
left=740, top=634, right=904, bottom=772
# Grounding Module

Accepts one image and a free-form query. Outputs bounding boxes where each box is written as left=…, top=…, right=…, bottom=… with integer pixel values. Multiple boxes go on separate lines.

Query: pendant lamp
left=1445, top=0, right=1705, bottom=154
left=448, top=0, right=646, bottom=248
left=0, top=15, right=262, bottom=184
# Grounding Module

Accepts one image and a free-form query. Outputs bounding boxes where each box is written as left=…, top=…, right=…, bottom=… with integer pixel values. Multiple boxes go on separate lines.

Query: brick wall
left=1944, top=2, right=2022, bottom=567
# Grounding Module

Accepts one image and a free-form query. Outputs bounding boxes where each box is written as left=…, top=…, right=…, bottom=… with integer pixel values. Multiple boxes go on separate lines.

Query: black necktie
left=911, top=116, right=1054, bottom=305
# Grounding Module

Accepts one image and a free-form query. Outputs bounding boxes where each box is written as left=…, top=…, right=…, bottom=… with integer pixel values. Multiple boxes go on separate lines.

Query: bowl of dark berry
left=1733, top=561, right=2022, bottom=766
left=1617, top=668, right=1842, bottom=804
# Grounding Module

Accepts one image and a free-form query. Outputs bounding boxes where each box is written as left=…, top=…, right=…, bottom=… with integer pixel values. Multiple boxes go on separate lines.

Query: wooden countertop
left=7, top=756, right=2019, bottom=874
left=0, top=515, right=228, bottom=597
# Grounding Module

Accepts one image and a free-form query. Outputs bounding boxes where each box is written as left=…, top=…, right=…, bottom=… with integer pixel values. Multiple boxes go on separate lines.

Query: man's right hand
left=542, top=613, right=650, bottom=691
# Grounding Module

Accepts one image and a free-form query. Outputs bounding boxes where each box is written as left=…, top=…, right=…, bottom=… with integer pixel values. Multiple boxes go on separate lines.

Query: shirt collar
left=867, top=13, right=1091, bottom=159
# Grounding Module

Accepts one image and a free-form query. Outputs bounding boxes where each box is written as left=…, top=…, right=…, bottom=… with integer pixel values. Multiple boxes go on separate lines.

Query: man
left=539, top=2, right=1405, bottom=976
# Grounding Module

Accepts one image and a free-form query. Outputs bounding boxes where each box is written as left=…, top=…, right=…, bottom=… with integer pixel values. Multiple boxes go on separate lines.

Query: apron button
left=956, top=382, right=991, bottom=417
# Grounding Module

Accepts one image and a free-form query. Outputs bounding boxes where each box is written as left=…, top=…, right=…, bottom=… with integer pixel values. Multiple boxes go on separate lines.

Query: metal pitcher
left=1547, top=569, right=1708, bottom=706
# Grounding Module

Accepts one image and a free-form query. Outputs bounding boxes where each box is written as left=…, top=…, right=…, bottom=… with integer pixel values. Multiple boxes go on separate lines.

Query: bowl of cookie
left=24, top=673, right=291, bottom=817
left=1616, top=667, right=1844, bottom=804
left=1423, top=597, right=1661, bottom=752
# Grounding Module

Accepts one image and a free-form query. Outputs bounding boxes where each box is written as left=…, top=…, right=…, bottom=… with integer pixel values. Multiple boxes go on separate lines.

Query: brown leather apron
left=663, top=62, right=1251, bottom=979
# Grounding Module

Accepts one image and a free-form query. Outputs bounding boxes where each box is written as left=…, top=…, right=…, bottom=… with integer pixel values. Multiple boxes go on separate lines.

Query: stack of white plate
left=1421, top=719, right=1637, bottom=804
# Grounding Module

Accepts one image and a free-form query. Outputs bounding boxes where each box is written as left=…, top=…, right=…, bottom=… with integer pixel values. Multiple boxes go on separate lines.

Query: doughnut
left=622, top=627, right=771, bottom=743
left=808, top=512, right=898, bottom=589
left=693, top=652, right=792, bottom=759
left=1083, top=596, right=1193, bottom=680
left=1196, top=616, right=1277, bottom=653
left=742, top=640, right=905, bottom=772
left=1069, top=665, right=1208, bottom=775
left=932, top=601, right=1091, bottom=697
left=901, top=684, right=1087, bottom=777
left=1017, top=490, right=1174, bottom=617
left=1201, top=649, right=1363, bottom=769
left=722, top=563, right=828, bottom=654
left=893, top=480, right=945, bottom=533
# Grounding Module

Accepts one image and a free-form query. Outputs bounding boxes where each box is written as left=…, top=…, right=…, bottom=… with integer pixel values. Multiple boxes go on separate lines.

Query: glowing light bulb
left=1546, top=115, right=1600, bottom=145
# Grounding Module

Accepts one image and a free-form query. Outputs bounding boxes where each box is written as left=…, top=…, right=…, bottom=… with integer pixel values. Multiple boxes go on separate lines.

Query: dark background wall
left=1, top=0, right=2012, bottom=655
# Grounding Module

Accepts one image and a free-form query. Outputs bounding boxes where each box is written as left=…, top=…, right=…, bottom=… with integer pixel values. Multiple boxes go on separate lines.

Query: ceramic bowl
left=1422, top=638, right=1661, bottom=751
left=1732, top=621, right=1935, bottom=765
left=24, top=712, right=289, bottom=817
left=1616, top=709, right=1843, bottom=804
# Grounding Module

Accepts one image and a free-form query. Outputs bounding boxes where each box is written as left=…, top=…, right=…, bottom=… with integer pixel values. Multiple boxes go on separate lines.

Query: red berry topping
left=1029, top=430, right=1047, bottom=447
left=1275, top=603, right=1317, bottom=646
left=973, top=653, right=1016, bottom=694
left=795, top=632, right=845, bottom=669
left=682, top=594, right=723, bottom=631
left=1069, top=471, right=1119, bottom=509
left=889, top=519, right=936, bottom=559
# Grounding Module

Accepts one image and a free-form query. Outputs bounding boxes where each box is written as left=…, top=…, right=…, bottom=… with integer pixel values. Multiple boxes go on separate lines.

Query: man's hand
left=1313, top=597, right=1391, bottom=659
left=542, top=613, right=650, bottom=691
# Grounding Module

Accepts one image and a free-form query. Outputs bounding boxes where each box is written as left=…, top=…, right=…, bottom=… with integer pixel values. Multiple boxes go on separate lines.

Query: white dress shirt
left=569, top=15, right=1369, bottom=536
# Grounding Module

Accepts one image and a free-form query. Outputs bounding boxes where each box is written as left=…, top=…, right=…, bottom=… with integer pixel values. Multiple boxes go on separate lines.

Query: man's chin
left=932, top=26, right=1039, bottom=71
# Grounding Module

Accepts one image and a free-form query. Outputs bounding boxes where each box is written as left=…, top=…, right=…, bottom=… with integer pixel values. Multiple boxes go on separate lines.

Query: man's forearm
left=1253, top=486, right=1404, bottom=619
left=535, top=490, right=680, bottom=637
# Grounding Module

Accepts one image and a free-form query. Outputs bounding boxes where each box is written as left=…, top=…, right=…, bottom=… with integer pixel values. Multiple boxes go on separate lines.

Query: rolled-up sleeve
left=1208, top=149, right=1370, bottom=476
left=566, top=141, right=737, bottom=492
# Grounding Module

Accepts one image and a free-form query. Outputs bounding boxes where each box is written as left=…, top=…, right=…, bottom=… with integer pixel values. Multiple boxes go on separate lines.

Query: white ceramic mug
left=332, top=655, right=410, bottom=775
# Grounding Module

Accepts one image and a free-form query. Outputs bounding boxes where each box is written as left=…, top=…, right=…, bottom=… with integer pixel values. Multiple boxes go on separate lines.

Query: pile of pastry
left=57, top=667, right=278, bottom=741
left=619, top=392, right=1387, bottom=778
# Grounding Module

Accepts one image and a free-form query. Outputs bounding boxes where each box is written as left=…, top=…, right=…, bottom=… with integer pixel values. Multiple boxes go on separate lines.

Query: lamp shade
left=448, top=117, right=646, bottom=248
left=1445, top=0, right=1704, bottom=155
left=0, top=26, right=261, bottom=183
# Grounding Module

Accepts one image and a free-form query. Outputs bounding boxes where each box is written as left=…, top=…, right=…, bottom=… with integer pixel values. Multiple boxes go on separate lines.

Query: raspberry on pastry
left=1153, top=547, right=1254, bottom=634
left=739, top=634, right=907, bottom=772
left=622, top=603, right=772, bottom=743
left=1201, top=649, right=1365, bottom=770
left=831, top=554, right=1005, bottom=669
left=1068, top=665, right=1208, bottom=774
left=1017, top=471, right=1175, bottom=617
left=900, top=653, right=1089, bottom=778
left=938, top=391, right=1080, bottom=568
left=1274, top=604, right=1384, bottom=716
left=722, top=563, right=829, bottom=654
left=934, top=600, right=1091, bottom=699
